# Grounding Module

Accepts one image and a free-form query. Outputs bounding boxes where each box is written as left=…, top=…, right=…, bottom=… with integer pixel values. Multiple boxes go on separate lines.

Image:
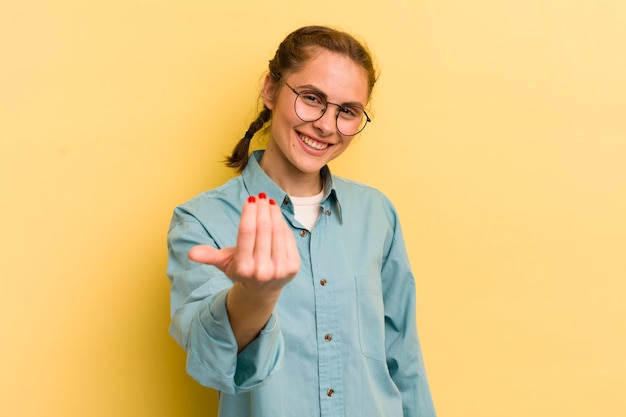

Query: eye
left=338, top=106, right=363, bottom=119
left=300, top=91, right=325, bottom=107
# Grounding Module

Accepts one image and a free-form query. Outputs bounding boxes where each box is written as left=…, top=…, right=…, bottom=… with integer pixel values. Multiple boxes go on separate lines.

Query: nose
left=311, top=104, right=339, bottom=135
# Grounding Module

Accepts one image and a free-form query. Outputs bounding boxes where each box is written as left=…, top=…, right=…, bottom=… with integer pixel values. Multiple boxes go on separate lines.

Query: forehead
left=285, top=50, right=369, bottom=105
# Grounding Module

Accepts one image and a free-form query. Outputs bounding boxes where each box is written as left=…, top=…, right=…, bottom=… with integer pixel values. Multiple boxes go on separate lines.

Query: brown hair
left=225, top=25, right=378, bottom=172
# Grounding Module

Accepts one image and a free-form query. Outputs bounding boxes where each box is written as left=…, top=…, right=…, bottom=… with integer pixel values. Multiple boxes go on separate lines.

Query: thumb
left=188, top=245, right=235, bottom=270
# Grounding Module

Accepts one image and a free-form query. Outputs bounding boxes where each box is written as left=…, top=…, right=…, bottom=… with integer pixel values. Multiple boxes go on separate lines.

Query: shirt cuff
left=187, top=288, right=284, bottom=393
left=234, top=311, right=284, bottom=390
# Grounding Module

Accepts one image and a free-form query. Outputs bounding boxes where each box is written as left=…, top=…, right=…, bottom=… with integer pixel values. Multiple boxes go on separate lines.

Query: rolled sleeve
left=167, top=210, right=284, bottom=394
left=185, top=290, right=284, bottom=393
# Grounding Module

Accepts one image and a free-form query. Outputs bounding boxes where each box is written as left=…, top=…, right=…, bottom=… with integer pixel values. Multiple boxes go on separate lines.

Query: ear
left=261, top=74, right=276, bottom=110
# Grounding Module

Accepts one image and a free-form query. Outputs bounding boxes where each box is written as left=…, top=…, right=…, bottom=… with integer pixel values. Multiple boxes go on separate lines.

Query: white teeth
left=299, top=133, right=328, bottom=150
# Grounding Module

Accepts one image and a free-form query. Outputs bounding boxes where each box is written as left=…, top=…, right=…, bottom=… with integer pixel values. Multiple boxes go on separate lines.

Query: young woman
left=167, top=25, right=436, bottom=417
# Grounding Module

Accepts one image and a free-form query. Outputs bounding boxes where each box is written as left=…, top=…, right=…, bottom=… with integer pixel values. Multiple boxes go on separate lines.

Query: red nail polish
left=258, top=192, right=267, bottom=199
left=247, top=196, right=256, bottom=203
left=269, top=199, right=276, bottom=205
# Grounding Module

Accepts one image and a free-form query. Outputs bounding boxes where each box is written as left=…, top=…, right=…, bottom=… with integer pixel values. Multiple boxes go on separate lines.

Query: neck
left=259, top=157, right=323, bottom=197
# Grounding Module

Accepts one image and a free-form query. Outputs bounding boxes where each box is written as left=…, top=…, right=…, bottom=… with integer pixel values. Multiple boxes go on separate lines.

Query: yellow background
left=1, top=1, right=625, bottom=416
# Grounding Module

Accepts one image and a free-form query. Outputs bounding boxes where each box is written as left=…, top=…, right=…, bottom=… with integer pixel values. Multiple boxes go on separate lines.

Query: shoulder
left=171, top=176, right=245, bottom=227
left=332, top=175, right=396, bottom=210
left=331, top=175, right=400, bottom=230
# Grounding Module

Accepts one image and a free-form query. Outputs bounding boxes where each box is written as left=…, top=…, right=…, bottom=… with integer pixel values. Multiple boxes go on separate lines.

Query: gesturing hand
left=188, top=192, right=300, bottom=350
left=188, top=192, right=300, bottom=293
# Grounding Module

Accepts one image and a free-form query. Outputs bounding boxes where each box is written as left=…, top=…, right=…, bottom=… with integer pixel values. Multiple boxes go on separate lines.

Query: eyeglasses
left=275, top=74, right=371, bottom=136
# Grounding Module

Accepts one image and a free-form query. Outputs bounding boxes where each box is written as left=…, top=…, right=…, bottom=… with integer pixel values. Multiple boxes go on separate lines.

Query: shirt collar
left=320, top=164, right=343, bottom=223
left=242, top=150, right=343, bottom=223
left=241, top=150, right=286, bottom=203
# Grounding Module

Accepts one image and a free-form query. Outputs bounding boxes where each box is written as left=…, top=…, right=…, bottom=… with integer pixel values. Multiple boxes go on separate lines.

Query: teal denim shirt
left=167, top=151, right=436, bottom=417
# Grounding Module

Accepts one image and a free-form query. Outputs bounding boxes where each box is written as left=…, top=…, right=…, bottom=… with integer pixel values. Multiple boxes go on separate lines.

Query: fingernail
left=247, top=196, right=256, bottom=203
left=258, top=192, right=267, bottom=199
left=269, top=199, right=276, bottom=205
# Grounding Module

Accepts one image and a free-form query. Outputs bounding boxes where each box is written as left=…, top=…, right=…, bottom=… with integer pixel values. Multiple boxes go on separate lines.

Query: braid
left=225, top=106, right=271, bottom=172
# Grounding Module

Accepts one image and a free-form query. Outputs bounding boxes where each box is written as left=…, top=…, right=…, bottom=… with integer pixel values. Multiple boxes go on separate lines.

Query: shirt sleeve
left=381, top=203, right=437, bottom=417
left=166, top=208, right=284, bottom=394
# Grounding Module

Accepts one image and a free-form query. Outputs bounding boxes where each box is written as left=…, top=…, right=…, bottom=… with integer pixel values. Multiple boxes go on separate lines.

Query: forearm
left=226, top=282, right=282, bottom=351
left=171, top=288, right=284, bottom=393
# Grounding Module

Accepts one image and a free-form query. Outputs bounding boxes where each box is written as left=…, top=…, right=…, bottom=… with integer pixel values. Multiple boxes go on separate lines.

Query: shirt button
left=325, top=210, right=331, bottom=216
left=324, top=334, right=332, bottom=342
left=283, top=197, right=289, bottom=205
left=299, top=230, right=307, bottom=237
left=319, top=279, right=327, bottom=286
left=327, top=389, right=335, bottom=397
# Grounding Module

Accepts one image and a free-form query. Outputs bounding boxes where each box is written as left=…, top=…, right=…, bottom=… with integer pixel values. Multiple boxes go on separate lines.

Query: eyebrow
left=295, top=83, right=366, bottom=109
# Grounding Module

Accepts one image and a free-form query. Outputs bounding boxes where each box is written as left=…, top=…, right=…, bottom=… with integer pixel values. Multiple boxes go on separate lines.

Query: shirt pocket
left=355, top=274, right=386, bottom=361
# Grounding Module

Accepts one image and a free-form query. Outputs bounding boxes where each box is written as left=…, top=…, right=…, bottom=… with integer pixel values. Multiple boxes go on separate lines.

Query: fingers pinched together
left=189, top=192, right=300, bottom=291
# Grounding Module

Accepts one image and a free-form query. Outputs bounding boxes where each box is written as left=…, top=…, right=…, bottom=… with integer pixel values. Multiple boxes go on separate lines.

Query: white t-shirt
left=290, top=189, right=324, bottom=231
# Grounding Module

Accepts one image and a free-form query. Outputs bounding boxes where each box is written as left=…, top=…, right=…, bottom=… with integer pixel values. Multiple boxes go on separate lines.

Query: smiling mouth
left=298, top=133, right=329, bottom=150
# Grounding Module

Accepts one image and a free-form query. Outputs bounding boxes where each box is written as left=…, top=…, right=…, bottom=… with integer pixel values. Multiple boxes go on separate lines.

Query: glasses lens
left=336, top=106, right=368, bottom=136
left=294, top=91, right=326, bottom=122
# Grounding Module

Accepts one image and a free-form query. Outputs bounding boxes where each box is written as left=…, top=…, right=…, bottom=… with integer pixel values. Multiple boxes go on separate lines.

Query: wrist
left=229, top=281, right=282, bottom=310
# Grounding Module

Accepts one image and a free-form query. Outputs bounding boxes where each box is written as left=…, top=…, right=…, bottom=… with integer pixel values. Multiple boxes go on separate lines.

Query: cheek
left=274, top=104, right=305, bottom=131
left=338, top=136, right=354, bottom=148
left=330, top=138, right=354, bottom=159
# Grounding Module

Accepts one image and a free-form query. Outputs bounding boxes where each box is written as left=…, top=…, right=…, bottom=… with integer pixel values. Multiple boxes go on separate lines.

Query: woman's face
left=261, top=49, right=369, bottom=180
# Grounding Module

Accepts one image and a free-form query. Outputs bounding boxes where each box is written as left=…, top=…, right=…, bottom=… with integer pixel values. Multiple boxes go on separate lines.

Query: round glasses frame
left=275, top=74, right=371, bottom=136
